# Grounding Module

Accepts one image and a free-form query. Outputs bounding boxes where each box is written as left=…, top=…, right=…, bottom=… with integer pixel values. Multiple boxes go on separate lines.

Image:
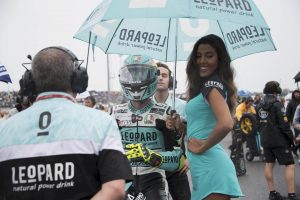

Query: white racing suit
left=110, top=100, right=184, bottom=200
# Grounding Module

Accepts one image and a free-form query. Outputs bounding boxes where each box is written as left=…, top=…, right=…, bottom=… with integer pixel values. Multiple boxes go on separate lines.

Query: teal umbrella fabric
left=74, top=0, right=276, bottom=62
left=102, top=0, right=269, bottom=29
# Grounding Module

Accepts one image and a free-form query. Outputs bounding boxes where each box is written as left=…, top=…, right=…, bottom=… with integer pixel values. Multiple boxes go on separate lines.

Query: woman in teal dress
left=185, top=34, right=244, bottom=200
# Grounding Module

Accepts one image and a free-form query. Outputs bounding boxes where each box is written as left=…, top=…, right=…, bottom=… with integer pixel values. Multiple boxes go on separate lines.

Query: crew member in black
left=256, top=81, right=297, bottom=200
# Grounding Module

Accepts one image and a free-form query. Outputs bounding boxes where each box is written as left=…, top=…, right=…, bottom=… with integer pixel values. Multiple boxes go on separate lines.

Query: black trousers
left=126, top=172, right=167, bottom=200
left=166, top=171, right=191, bottom=200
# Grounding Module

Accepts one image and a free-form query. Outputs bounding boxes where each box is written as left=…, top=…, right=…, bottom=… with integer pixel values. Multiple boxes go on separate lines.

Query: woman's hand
left=179, top=158, right=190, bottom=175
left=188, top=138, right=205, bottom=154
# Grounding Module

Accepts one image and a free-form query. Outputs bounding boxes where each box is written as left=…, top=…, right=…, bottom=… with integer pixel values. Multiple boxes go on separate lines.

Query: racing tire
left=245, top=151, right=254, bottom=162
left=239, top=113, right=257, bottom=137
left=235, top=157, right=247, bottom=176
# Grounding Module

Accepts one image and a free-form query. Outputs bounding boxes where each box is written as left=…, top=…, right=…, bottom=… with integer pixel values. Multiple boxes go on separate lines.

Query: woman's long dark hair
left=186, top=34, right=237, bottom=113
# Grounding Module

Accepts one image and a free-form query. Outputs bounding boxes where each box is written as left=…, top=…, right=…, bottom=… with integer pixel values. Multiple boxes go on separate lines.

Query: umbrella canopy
left=237, top=89, right=251, bottom=97
left=0, top=63, right=12, bottom=84
left=74, top=0, right=276, bottom=62
left=102, top=0, right=269, bottom=28
left=294, top=71, right=300, bottom=82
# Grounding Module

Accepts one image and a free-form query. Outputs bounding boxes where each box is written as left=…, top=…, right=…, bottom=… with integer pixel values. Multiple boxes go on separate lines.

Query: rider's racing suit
left=110, top=100, right=184, bottom=200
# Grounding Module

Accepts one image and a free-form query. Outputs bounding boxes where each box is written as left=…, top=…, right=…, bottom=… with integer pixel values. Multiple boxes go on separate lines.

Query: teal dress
left=186, top=75, right=244, bottom=200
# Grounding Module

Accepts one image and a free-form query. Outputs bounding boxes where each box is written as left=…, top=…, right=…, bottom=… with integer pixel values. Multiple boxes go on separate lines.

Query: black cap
left=263, top=81, right=282, bottom=94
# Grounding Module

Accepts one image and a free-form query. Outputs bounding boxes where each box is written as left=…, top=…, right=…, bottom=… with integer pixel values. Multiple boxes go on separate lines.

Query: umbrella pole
left=172, top=18, right=178, bottom=110
left=86, top=32, right=91, bottom=70
left=106, top=54, right=111, bottom=103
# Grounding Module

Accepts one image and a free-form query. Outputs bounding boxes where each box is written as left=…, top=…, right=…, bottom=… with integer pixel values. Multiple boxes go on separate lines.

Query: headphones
left=19, top=46, right=88, bottom=97
left=168, top=73, right=177, bottom=90
left=19, top=69, right=35, bottom=98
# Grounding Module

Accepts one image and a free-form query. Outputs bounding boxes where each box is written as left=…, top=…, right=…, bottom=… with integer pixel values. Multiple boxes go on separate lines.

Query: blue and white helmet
left=119, top=55, right=159, bottom=101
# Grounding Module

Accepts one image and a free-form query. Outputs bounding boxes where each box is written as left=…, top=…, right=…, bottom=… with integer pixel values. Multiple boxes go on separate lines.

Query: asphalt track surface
left=184, top=133, right=300, bottom=200
left=178, top=133, right=300, bottom=200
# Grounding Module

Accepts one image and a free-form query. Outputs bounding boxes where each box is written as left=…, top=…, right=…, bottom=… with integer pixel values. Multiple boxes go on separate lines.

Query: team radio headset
left=19, top=46, right=88, bottom=99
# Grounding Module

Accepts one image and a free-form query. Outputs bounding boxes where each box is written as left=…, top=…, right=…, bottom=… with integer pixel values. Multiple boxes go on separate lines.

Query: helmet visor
left=119, top=64, right=157, bottom=84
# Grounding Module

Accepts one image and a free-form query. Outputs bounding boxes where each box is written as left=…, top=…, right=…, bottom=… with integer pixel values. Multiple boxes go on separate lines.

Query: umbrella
left=74, top=0, right=275, bottom=106
left=0, top=63, right=12, bottom=84
left=294, top=71, right=300, bottom=82
left=237, top=89, right=251, bottom=97
left=74, top=0, right=275, bottom=62
left=102, top=0, right=269, bottom=28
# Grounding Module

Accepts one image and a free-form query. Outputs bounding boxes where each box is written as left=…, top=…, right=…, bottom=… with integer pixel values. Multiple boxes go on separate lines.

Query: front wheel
left=236, top=158, right=247, bottom=176
left=239, top=113, right=257, bottom=137
left=245, top=152, right=254, bottom=161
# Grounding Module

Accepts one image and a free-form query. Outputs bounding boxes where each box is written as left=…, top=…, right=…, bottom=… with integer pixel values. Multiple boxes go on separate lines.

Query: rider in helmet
left=110, top=55, right=185, bottom=200
left=119, top=55, right=159, bottom=101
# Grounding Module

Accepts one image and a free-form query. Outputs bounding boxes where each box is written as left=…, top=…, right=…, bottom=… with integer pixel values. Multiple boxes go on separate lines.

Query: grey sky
left=0, top=0, right=299, bottom=94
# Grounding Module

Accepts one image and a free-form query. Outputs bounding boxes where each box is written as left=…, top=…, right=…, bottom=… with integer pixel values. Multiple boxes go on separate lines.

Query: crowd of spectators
left=0, top=91, right=18, bottom=108
left=76, top=90, right=128, bottom=106
left=1, top=90, right=188, bottom=107
left=0, top=90, right=129, bottom=109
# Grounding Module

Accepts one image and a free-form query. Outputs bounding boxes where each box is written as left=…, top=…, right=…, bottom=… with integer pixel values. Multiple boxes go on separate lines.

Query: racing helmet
left=119, top=55, right=159, bottom=101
